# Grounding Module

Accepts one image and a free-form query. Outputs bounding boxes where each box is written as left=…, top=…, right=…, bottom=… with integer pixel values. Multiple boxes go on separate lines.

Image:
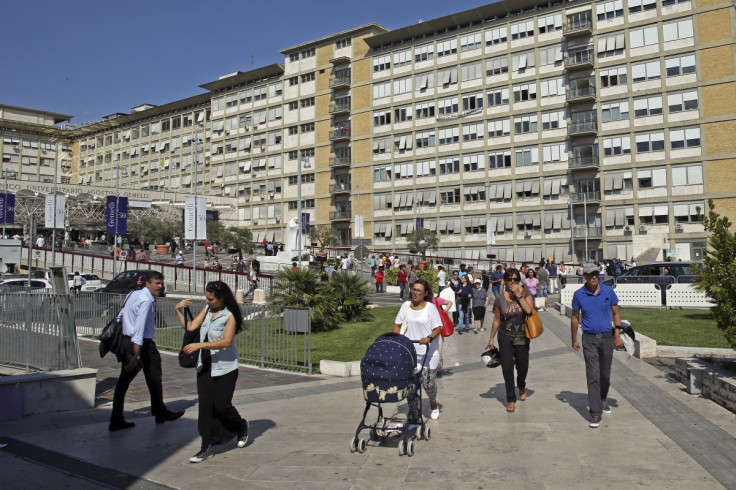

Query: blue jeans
left=458, top=304, right=471, bottom=330
left=244, top=283, right=256, bottom=298
left=399, top=283, right=406, bottom=300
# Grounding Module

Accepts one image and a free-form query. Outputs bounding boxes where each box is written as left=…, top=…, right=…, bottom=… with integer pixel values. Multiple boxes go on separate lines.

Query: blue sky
left=1, top=0, right=493, bottom=124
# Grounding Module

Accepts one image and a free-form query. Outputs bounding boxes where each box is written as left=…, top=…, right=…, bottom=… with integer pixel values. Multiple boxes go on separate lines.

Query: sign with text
left=184, top=196, right=207, bottom=240
left=416, top=217, right=424, bottom=230
left=301, top=212, right=310, bottom=234
left=0, top=193, right=15, bottom=224
left=355, top=215, right=364, bottom=238
left=106, top=196, right=128, bottom=235
left=44, top=194, right=66, bottom=229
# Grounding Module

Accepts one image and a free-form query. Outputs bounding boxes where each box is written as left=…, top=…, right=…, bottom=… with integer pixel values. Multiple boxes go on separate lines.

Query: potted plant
left=128, top=216, right=182, bottom=256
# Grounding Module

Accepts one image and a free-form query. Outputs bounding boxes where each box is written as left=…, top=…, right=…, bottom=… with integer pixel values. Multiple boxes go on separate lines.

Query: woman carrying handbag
left=487, top=268, right=535, bottom=413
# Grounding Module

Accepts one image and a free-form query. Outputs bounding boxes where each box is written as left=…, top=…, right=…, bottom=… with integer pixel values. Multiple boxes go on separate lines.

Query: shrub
left=270, top=267, right=343, bottom=331
left=329, top=272, right=373, bottom=322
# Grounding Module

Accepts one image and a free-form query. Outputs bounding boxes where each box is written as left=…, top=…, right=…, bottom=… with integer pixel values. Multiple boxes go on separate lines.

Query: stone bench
left=676, top=357, right=736, bottom=413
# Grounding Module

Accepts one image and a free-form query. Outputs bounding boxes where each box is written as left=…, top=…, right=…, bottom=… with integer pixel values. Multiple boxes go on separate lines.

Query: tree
left=270, top=267, right=343, bottom=331
left=206, top=220, right=226, bottom=244
left=697, top=199, right=736, bottom=349
left=219, top=226, right=253, bottom=259
left=307, top=225, right=340, bottom=250
left=406, top=228, right=440, bottom=260
left=127, top=216, right=181, bottom=245
left=329, top=272, right=373, bottom=322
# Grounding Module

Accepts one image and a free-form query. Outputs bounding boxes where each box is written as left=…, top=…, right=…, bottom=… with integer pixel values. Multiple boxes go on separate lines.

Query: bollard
left=687, top=367, right=704, bottom=395
left=253, top=289, right=266, bottom=304
left=235, top=289, right=244, bottom=304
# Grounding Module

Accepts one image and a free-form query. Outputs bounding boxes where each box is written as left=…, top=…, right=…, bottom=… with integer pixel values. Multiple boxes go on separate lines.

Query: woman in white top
left=393, top=279, right=443, bottom=420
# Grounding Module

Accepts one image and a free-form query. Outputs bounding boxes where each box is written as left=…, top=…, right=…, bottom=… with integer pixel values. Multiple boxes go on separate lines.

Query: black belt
left=583, top=331, right=613, bottom=339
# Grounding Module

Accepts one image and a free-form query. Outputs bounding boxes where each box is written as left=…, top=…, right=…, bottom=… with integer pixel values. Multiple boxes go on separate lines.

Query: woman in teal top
left=175, top=281, right=246, bottom=463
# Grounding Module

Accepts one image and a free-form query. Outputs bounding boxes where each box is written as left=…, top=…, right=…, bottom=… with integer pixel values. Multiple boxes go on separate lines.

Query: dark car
left=99, top=270, right=150, bottom=294
left=617, top=261, right=703, bottom=283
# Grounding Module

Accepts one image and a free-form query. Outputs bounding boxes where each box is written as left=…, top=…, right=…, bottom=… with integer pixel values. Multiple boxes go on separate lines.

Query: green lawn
left=310, top=305, right=401, bottom=364
left=620, top=308, right=731, bottom=349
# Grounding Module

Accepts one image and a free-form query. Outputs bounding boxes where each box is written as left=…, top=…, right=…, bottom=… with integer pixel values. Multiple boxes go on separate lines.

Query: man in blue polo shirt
left=571, top=262, right=623, bottom=428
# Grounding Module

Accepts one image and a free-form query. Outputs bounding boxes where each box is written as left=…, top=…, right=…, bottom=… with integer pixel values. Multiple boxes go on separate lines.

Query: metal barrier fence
left=71, top=292, right=312, bottom=374
left=0, top=292, right=81, bottom=372
left=19, top=246, right=279, bottom=297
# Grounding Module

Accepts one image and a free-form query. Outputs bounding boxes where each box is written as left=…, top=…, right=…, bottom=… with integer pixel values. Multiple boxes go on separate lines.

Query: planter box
left=676, top=357, right=736, bottom=413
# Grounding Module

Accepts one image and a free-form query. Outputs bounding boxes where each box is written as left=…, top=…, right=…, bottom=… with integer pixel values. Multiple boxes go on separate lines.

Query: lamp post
left=51, top=141, right=59, bottom=266
left=297, top=156, right=311, bottom=268
left=113, top=161, right=120, bottom=276
left=192, top=125, right=201, bottom=292
left=2, top=165, right=7, bottom=238
left=569, top=198, right=575, bottom=263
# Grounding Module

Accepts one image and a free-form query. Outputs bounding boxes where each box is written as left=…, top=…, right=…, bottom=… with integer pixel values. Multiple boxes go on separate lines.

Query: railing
left=570, top=191, right=601, bottom=203
left=563, top=19, right=593, bottom=35
left=329, top=76, right=351, bottom=88
left=0, top=293, right=81, bottom=372
left=329, top=128, right=351, bottom=140
left=568, top=120, right=598, bottom=134
left=561, top=275, right=707, bottom=308
left=565, top=50, right=595, bottom=68
left=569, top=156, right=599, bottom=168
left=70, top=293, right=312, bottom=373
left=567, top=86, right=596, bottom=99
left=330, top=210, right=352, bottom=220
left=329, top=156, right=351, bottom=167
left=19, top=247, right=278, bottom=296
left=329, top=101, right=351, bottom=113
left=329, top=183, right=352, bottom=193
left=573, top=226, right=602, bottom=238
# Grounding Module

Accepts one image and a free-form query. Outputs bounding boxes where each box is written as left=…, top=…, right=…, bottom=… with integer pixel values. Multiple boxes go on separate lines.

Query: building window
left=600, top=66, right=627, bottom=87
left=511, top=51, right=535, bottom=74
left=667, top=90, right=699, bottom=113
left=514, top=114, right=538, bottom=134
left=416, top=159, right=436, bottom=176
left=671, top=164, right=702, bottom=186
left=632, top=60, right=661, bottom=82
left=300, top=122, right=314, bottom=133
left=463, top=122, right=483, bottom=141
left=461, top=62, right=482, bottom=82
left=438, top=96, right=458, bottom=115
left=603, top=135, right=631, bottom=155
left=488, top=118, right=510, bottom=137
left=440, top=187, right=461, bottom=204
left=394, top=162, right=413, bottom=180
left=538, top=45, right=563, bottom=67
left=415, top=102, right=435, bottom=119
left=415, top=44, right=434, bottom=62
left=463, top=153, right=484, bottom=172
left=213, top=97, right=224, bottom=111
left=288, top=76, right=298, bottom=86
left=373, top=110, right=391, bottom=127
left=633, top=96, right=663, bottom=117
left=511, top=20, right=534, bottom=40
left=663, top=19, right=694, bottom=42
left=437, top=38, right=457, bottom=57
left=394, top=105, right=412, bottom=122
left=485, top=26, right=507, bottom=45
left=300, top=97, right=315, bottom=108
left=542, top=110, right=566, bottom=130
left=487, top=88, right=509, bottom=107
left=438, top=127, right=459, bottom=145
left=373, top=81, right=390, bottom=99
left=515, top=147, right=539, bottom=166
left=415, top=130, right=436, bottom=148
left=489, top=151, right=511, bottom=168
left=538, top=13, right=562, bottom=33
left=335, top=37, right=351, bottom=49
left=393, top=76, right=412, bottom=95
left=601, top=100, right=630, bottom=122
left=513, top=82, right=537, bottom=102
left=670, top=127, right=701, bottom=149
left=460, top=32, right=481, bottom=52
left=629, top=0, right=658, bottom=13
left=543, top=143, right=568, bottom=163
left=630, top=25, right=659, bottom=49
left=393, top=49, right=411, bottom=67
left=635, top=132, right=665, bottom=153
left=486, top=55, right=509, bottom=75
left=597, top=0, right=624, bottom=20
left=666, top=54, right=696, bottom=77
left=373, top=55, right=391, bottom=72
left=373, top=165, right=392, bottom=182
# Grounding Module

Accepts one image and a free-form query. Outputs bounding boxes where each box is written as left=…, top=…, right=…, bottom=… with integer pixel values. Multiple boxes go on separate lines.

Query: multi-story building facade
left=3, top=0, right=735, bottom=263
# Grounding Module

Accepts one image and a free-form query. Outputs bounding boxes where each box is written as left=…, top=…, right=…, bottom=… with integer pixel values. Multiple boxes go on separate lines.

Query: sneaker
left=589, top=415, right=602, bottom=428
left=237, top=419, right=249, bottom=448
left=189, top=444, right=214, bottom=463
left=431, top=408, right=440, bottom=420
left=457, top=329, right=463, bottom=335
left=473, top=329, right=478, bottom=334
left=601, top=400, right=611, bottom=414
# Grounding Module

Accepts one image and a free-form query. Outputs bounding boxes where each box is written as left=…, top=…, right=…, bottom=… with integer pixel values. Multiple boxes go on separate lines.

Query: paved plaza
left=2, top=309, right=736, bottom=489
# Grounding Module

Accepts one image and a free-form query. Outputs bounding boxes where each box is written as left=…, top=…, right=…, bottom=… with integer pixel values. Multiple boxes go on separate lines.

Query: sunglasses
left=507, top=277, right=520, bottom=282
left=411, top=289, right=426, bottom=294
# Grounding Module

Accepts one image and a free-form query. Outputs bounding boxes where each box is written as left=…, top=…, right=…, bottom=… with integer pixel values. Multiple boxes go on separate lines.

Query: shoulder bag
left=433, top=298, right=454, bottom=337
left=99, top=293, right=132, bottom=362
left=179, top=307, right=204, bottom=368
left=525, top=306, right=544, bottom=339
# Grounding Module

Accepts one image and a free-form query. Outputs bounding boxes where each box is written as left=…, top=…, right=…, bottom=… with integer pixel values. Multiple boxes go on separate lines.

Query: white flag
left=354, top=215, right=364, bottom=238
left=185, top=196, right=207, bottom=240
left=486, top=218, right=496, bottom=245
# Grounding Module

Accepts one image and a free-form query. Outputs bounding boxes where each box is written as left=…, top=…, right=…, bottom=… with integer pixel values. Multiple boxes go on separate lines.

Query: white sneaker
left=430, top=408, right=440, bottom=420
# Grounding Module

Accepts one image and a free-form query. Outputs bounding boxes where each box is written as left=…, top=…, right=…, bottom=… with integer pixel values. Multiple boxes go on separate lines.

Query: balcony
left=330, top=100, right=351, bottom=114
left=564, top=50, right=595, bottom=70
left=568, top=120, right=598, bottom=136
left=563, top=19, right=593, bottom=37
left=568, top=156, right=600, bottom=169
left=329, top=127, right=351, bottom=141
left=329, top=156, right=351, bottom=168
left=573, top=226, right=602, bottom=238
left=329, top=76, right=351, bottom=88
left=566, top=86, right=596, bottom=102
left=571, top=191, right=601, bottom=203
left=330, top=209, right=352, bottom=220
left=329, top=183, right=351, bottom=194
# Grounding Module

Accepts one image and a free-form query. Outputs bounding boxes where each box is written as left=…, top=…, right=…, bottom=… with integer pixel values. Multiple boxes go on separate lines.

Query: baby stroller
left=350, top=332, right=432, bottom=456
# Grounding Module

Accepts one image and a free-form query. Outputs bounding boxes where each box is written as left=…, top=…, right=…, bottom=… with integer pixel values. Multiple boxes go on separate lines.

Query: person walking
left=471, top=279, right=489, bottom=333
left=548, top=260, right=558, bottom=294
left=109, top=271, right=184, bottom=431
left=571, top=262, right=624, bottom=428
left=369, top=255, right=376, bottom=277
left=72, top=271, right=84, bottom=292
left=243, top=265, right=258, bottom=300
left=407, top=264, right=418, bottom=292
left=535, top=266, right=549, bottom=311
left=375, top=266, right=384, bottom=293
left=487, top=268, right=534, bottom=413
left=456, top=274, right=473, bottom=334
left=175, top=281, right=248, bottom=462
left=436, top=265, right=446, bottom=295
left=489, top=264, right=504, bottom=302
left=397, top=264, right=408, bottom=301
left=393, top=279, right=442, bottom=420
left=170, top=238, right=178, bottom=258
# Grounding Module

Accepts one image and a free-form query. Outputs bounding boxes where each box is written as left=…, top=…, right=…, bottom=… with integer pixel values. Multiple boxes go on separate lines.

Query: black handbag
left=179, top=307, right=202, bottom=368
left=99, top=293, right=132, bottom=363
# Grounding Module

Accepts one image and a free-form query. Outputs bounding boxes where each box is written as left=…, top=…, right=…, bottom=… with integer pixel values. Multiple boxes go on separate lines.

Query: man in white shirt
left=436, top=265, right=446, bottom=294
left=35, top=235, right=45, bottom=248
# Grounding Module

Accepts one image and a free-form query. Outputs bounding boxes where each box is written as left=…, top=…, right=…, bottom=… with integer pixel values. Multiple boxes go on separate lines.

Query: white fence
left=665, top=284, right=715, bottom=308
left=560, top=282, right=711, bottom=309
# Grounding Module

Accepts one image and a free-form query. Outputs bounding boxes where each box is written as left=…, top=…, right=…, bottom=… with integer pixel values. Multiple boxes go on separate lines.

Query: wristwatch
left=134, top=354, right=141, bottom=360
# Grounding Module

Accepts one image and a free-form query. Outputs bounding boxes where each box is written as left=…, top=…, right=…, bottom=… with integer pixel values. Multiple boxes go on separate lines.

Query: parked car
left=0, top=278, right=54, bottom=292
left=617, top=262, right=703, bottom=283
left=67, top=273, right=102, bottom=292
left=98, top=270, right=150, bottom=294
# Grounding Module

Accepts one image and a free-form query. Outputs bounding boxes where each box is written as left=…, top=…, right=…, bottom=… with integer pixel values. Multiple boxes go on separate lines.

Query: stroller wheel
left=349, top=436, right=358, bottom=453
left=358, top=437, right=368, bottom=453
left=407, top=438, right=415, bottom=457
left=424, top=426, right=431, bottom=441
left=398, top=439, right=406, bottom=456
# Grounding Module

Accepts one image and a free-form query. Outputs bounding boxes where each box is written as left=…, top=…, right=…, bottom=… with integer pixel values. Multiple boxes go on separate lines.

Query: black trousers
left=111, top=336, right=166, bottom=422
left=498, top=336, right=530, bottom=403
left=196, top=367, right=245, bottom=446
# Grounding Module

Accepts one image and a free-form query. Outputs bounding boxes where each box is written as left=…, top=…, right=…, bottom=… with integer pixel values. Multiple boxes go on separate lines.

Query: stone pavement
left=2, top=309, right=736, bottom=489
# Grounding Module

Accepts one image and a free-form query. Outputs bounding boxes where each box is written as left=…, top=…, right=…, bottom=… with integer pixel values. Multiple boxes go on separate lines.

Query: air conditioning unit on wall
left=639, top=224, right=647, bottom=232
left=623, top=225, right=632, bottom=232
left=675, top=223, right=683, bottom=230
left=524, top=231, right=532, bottom=238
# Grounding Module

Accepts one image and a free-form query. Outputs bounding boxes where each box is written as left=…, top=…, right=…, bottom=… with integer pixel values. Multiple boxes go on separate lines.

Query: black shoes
left=237, top=419, right=249, bottom=448
left=189, top=444, right=214, bottom=463
left=108, top=420, right=135, bottom=432
left=155, top=410, right=185, bottom=424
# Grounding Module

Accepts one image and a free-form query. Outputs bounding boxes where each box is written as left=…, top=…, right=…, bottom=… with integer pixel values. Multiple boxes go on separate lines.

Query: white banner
left=487, top=218, right=496, bottom=245
left=44, top=194, right=65, bottom=228
left=354, top=215, right=364, bottom=238
left=184, top=196, right=207, bottom=240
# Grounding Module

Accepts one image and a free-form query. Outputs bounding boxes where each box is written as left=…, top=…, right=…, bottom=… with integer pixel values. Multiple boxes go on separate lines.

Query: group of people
left=394, top=259, right=624, bottom=429
left=108, top=271, right=250, bottom=463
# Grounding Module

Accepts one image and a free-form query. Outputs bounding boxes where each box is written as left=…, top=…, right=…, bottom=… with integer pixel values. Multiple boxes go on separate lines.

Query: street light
left=297, top=156, right=311, bottom=268
left=192, top=124, right=202, bottom=292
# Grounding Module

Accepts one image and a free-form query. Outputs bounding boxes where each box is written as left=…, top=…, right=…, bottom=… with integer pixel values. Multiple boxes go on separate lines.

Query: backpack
left=80, top=276, right=87, bottom=285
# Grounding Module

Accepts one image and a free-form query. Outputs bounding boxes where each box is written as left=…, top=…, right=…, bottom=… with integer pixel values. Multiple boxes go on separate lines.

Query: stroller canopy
left=361, top=333, right=417, bottom=403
